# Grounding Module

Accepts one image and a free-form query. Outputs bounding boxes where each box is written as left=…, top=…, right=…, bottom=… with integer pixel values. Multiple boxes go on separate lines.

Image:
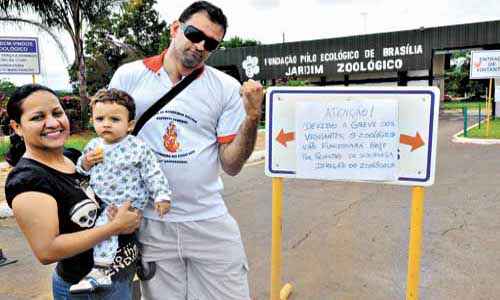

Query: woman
left=4, top=84, right=141, bottom=299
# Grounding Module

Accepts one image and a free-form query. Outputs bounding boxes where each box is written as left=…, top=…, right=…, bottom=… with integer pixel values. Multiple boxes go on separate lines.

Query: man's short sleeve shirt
left=109, top=53, right=246, bottom=221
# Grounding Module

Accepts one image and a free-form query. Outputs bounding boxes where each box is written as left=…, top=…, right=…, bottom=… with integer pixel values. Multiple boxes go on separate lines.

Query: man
left=109, top=1, right=263, bottom=299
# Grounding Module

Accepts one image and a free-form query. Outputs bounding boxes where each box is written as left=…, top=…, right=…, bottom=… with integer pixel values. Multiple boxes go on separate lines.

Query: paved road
left=1, top=114, right=500, bottom=299
left=228, top=112, right=500, bottom=299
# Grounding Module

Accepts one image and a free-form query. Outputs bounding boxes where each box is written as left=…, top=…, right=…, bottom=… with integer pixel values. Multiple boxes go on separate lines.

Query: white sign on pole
left=470, top=50, right=500, bottom=79
left=496, top=81, right=500, bottom=102
left=265, top=87, right=440, bottom=186
left=295, top=99, right=399, bottom=181
left=0, top=37, right=40, bottom=74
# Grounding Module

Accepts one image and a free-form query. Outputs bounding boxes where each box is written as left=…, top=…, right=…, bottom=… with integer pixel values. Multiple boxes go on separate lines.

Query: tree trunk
left=75, top=33, right=89, bottom=131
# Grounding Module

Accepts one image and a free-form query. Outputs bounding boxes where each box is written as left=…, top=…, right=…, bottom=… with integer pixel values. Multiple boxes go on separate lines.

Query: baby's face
left=92, top=102, right=133, bottom=144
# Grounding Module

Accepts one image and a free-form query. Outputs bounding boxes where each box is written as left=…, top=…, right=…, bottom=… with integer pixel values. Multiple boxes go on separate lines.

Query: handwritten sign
left=295, top=99, right=398, bottom=181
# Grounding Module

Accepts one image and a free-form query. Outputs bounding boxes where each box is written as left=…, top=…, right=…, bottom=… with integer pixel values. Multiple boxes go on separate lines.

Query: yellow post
left=486, top=78, right=493, bottom=137
left=271, top=177, right=283, bottom=300
left=406, top=186, right=425, bottom=300
left=32, top=74, right=36, bottom=84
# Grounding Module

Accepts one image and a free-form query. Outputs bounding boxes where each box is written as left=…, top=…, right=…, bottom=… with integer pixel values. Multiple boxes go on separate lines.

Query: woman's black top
left=5, top=153, right=138, bottom=284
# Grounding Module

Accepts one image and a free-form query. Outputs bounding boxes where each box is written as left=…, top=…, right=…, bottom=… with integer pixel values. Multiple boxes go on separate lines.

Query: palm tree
left=0, top=0, right=124, bottom=117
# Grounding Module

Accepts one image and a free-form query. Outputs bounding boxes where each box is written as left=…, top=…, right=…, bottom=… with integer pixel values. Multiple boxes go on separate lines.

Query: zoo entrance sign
left=0, top=37, right=40, bottom=74
left=241, top=43, right=424, bottom=79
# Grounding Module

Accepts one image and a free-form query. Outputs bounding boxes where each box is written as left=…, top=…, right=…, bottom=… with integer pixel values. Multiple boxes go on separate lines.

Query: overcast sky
left=1, top=0, right=499, bottom=90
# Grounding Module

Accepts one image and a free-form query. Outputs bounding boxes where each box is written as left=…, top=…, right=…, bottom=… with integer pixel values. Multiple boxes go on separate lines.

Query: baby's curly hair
left=91, top=88, right=135, bottom=121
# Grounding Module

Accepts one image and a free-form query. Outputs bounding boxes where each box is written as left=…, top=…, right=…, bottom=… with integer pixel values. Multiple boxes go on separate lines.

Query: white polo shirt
left=109, top=51, right=246, bottom=222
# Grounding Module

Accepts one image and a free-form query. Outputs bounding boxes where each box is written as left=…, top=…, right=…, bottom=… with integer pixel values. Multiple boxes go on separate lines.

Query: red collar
left=143, top=49, right=167, bottom=73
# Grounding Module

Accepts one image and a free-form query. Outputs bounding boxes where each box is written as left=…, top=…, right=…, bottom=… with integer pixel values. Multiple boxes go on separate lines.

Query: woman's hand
left=109, top=201, right=142, bottom=235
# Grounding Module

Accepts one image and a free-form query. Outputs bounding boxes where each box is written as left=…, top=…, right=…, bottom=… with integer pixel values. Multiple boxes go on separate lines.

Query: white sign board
left=470, top=50, right=500, bottom=79
left=265, top=87, right=440, bottom=186
left=496, top=81, right=500, bottom=102
left=0, top=37, right=40, bottom=74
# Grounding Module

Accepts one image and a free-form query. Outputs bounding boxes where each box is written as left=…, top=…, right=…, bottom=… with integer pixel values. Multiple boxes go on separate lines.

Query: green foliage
left=0, top=79, right=16, bottom=110
left=0, top=0, right=120, bottom=30
left=74, top=0, right=170, bottom=94
left=445, top=50, right=488, bottom=98
left=0, top=79, right=16, bottom=97
left=220, top=36, right=260, bottom=49
left=158, top=29, right=171, bottom=53
left=270, top=78, right=309, bottom=87
left=443, top=100, right=486, bottom=111
left=0, top=138, right=10, bottom=161
left=63, top=131, right=97, bottom=150
left=287, top=79, right=308, bottom=86
left=55, top=90, right=74, bottom=97
left=116, top=0, right=169, bottom=56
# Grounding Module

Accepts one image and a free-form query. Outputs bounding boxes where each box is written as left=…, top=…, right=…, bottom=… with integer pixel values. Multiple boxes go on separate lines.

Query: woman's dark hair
left=5, top=84, right=58, bottom=166
left=179, top=1, right=228, bottom=36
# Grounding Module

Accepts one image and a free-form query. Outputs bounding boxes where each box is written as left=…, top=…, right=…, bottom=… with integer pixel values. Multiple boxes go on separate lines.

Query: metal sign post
left=406, top=186, right=425, bottom=299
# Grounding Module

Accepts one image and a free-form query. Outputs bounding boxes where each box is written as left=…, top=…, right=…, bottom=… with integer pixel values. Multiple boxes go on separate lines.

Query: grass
left=443, top=101, right=486, bottom=111
left=0, top=131, right=96, bottom=162
left=63, top=131, right=96, bottom=150
left=0, top=140, right=10, bottom=162
left=460, top=118, right=500, bottom=139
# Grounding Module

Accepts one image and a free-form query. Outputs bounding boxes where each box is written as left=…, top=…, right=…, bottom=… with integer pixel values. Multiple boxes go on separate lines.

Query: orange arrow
left=400, top=132, right=425, bottom=151
left=276, top=129, right=295, bottom=147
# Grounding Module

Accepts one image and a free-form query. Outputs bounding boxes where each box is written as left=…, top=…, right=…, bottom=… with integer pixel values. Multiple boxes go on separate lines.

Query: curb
left=452, top=121, right=500, bottom=145
left=246, top=128, right=266, bottom=164
left=247, top=150, right=265, bottom=164
left=0, top=202, right=13, bottom=218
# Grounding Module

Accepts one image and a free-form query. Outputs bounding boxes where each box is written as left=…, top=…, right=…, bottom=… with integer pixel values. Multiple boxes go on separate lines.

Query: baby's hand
left=154, top=200, right=171, bottom=218
left=82, top=147, right=104, bottom=171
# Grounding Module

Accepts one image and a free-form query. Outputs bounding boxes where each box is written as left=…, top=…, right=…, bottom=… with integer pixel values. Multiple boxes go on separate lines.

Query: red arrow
left=276, top=129, right=295, bottom=147
left=400, top=132, right=425, bottom=151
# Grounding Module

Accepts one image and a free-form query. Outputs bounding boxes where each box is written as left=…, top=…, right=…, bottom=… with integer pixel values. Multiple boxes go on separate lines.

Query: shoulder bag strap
left=131, top=67, right=202, bottom=136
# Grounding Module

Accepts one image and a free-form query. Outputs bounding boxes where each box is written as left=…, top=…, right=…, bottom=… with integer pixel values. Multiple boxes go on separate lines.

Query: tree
left=115, top=0, right=169, bottom=57
left=445, top=50, right=487, bottom=99
left=77, top=0, right=170, bottom=94
left=0, top=0, right=124, bottom=117
left=0, top=79, right=16, bottom=98
left=220, top=36, right=260, bottom=49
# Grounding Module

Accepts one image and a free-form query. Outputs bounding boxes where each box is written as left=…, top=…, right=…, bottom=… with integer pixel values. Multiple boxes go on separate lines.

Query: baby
left=70, top=88, right=172, bottom=294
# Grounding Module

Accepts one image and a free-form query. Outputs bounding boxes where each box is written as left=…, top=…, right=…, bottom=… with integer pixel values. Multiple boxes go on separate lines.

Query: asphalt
left=2, top=119, right=500, bottom=299
left=0, top=130, right=266, bottom=300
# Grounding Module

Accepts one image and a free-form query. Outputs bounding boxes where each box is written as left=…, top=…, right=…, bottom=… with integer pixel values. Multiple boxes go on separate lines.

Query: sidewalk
left=0, top=130, right=267, bottom=218
left=0, top=161, right=12, bottom=218
left=247, top=129, right=266, bottom=163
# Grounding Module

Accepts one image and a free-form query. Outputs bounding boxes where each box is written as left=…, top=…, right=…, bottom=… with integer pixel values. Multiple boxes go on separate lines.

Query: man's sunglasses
left=181, top=23, right=221, bottom=52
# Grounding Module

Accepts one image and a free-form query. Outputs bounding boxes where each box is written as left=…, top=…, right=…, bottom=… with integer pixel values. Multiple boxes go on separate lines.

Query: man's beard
left=181, top=50, right=204, bottom=68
